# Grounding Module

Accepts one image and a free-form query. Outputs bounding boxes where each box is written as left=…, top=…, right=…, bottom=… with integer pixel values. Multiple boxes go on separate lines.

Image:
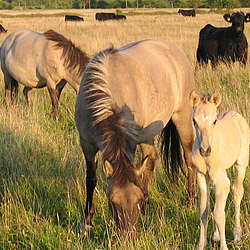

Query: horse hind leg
left=232, top=162, right=247, bottom=245
left=23, top=87, right=32, bottom=106
left=4, top=74, right=18, bottom=107
left=171, top=111, right=197, bottom=205
left=11, top=77, right=18, bottom=103
left=139, top=139, right=157, bottom=213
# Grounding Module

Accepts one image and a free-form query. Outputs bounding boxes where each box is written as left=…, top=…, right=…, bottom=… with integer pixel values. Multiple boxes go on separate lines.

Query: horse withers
left=189, top=89, right=249, bottom=250
left=75, top=39, right=197, bottom=238
left=0, top=29, right=90, bottom=119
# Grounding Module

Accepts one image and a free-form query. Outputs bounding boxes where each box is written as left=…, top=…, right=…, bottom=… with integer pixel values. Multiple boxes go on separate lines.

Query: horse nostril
left=199, top=146, right=211, bottom=157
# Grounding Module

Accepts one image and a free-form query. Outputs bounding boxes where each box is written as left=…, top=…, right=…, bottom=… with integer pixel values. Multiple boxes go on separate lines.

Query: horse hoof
left=234, top=237, right=242, bottom=245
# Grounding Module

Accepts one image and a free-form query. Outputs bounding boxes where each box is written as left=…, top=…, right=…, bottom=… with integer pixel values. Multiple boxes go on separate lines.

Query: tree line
left=0, top=0, right=249, bottom=11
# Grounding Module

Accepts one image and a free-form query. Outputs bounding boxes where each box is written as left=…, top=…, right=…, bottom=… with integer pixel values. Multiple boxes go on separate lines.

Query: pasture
left=0, top=8, right=250, bottom=249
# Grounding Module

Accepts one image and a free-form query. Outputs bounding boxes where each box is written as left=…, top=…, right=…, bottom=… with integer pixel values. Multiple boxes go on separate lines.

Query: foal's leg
left=232, top=163, right=247, bottom=245
left=197, top=170, right=210, bottom=250
left=172, top=111, right=197, bottom=204
left=23, top=87, right=32, bottom=106
left=139, top=139, right=157, bottom=213
left=80, top=138, right=99, bottom=231
left=211, top=170, right=231, bottom=250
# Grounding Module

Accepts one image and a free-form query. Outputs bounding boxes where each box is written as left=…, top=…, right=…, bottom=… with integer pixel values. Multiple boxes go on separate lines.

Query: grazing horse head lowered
left=0, top=29, right=90, bottom=119
left=75, top=39, right=197, bottom=238
left=190, top=89, right=249, bottom=250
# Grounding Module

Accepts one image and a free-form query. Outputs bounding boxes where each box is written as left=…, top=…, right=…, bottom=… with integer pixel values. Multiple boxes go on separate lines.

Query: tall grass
left=0, top=8, right=250, bottom=249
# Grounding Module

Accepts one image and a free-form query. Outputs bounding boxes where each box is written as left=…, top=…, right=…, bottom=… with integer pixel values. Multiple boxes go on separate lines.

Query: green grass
left=0, top=9, right=250, bottom=249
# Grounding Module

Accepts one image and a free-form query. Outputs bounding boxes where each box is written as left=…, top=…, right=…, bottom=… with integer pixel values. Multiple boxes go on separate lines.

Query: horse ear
left=135, top=156, right=149, bottom=176
left=103, top=160, right=114, bottom=177
left=245, top=13, right=250, bottom=22
left=224, top=14, right=231, bottom=23
left=189, top=89, right=200, bottom=107
left=210, top=89, right=221, bottom=107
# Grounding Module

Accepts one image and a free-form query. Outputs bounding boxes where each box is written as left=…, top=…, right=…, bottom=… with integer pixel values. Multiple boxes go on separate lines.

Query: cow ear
left=103, top=160, right=114, bottom=177
left=189, top=89, right=200, bottom=107
left=224, top=14, right=231, bottom=23
left=210, top=89, right=221, bottom=107
left=245, top=13, right=250, bottom=22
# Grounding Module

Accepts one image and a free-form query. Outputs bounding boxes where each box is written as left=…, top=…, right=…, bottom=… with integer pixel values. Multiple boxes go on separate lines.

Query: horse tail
left=160, top=119, right=186, bottom=181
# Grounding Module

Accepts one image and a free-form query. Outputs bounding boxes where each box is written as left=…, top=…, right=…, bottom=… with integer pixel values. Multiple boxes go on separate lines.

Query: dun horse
left=75, top=39, right=197, bottom=237
left=189, top=90, right=249, bottom=250
left=0, top=29, right=90, bottom=118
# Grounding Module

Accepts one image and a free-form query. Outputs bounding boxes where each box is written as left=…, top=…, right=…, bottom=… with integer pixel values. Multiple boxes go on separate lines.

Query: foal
left=189, top=89, right=249, bottom=250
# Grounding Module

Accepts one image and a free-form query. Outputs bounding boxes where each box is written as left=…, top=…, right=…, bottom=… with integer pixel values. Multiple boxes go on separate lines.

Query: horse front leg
left=140, top=139, right=157, bottom=213
left=80, top=138, right=99, bottom=231
left=47, top=85, right=59, bottom=119
left=197, top=170, right=210, bottom=250
left=56, top=80, right=67, bottom=101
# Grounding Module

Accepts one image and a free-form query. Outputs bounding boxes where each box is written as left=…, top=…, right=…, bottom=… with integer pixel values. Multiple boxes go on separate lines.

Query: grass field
left=0, top=8, right=250, bottom=249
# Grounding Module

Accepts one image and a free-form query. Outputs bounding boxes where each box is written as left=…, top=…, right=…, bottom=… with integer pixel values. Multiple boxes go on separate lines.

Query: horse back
left=1, top=29, right=64, bottom=87
left=107, top=39, right=195, bottom=130
left=213, top=111, right=248, bottom=167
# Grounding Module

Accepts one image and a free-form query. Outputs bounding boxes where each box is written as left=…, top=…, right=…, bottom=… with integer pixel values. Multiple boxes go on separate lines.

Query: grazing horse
left=189, top=89, right=249, bottom=250
left=75, top=39, right=197, bottom=238
left=0, top=29, right=90, bottom=118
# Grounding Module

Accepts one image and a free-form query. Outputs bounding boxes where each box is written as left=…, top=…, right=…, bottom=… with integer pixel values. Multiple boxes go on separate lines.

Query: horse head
left=189, top=89, right=221, bottom=157
left=103, top=157, right=148, bottom=238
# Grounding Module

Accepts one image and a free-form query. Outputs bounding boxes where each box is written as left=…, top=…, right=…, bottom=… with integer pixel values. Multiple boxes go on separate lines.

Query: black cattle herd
left=0, top=11, right=249, bottom=67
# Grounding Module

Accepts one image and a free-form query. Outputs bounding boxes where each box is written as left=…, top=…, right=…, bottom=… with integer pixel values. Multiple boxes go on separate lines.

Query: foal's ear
left=135, top=156, right=149, bottom=176
left=189, top=89, right=200, bottom=107
left=224, top=14, right=232, bottom=23
left=103, top=160, right=114, bottom=177
left=210, top=89, right=221, bottom=107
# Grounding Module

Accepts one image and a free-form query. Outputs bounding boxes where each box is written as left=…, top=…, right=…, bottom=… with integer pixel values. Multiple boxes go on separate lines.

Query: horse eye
left=214, top=119, right=217, bottom=125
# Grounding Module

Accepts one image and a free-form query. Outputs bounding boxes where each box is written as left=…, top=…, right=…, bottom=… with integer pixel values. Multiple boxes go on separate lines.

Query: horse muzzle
left=199, top=146, right=211, bottom=157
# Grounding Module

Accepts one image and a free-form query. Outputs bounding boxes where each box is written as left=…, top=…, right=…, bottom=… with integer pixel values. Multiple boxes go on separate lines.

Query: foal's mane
left=200, top=93, right=211, bottom=103
left=83, top=46, right=140, bottom=186
left=43, top=30, right=90, bottom=76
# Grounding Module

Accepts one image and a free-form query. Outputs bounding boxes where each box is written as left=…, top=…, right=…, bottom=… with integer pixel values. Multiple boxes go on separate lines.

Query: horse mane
left=82, top=46, right=140, bottom=186
left=43, top=30, right=90, bottom=76
left=200, top=93, right=211, bottom=103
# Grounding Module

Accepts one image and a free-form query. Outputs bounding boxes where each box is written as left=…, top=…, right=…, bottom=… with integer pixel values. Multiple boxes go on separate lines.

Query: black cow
left=178, top=9, right=196, bottom=17
left=65, top=15, right=84, bottom=21
left=0, top=24, right=7, bottom=33
left=197, top=12, right=250, bottom=67
left=95, top=13, right=116, bottom=21
left=115, top=14, right=126, bottom=20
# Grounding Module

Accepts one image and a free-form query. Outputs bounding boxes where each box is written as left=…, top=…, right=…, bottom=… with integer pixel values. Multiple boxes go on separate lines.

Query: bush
left=0, top=1, right=13, bottom=10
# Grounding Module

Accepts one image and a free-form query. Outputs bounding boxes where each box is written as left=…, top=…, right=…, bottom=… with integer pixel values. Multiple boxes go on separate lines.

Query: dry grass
left=0, top=7, right=250, bottom=249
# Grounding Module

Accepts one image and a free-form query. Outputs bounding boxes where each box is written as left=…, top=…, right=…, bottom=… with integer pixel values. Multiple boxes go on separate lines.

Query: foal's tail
left=160, top=119, right=185, bottom=181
